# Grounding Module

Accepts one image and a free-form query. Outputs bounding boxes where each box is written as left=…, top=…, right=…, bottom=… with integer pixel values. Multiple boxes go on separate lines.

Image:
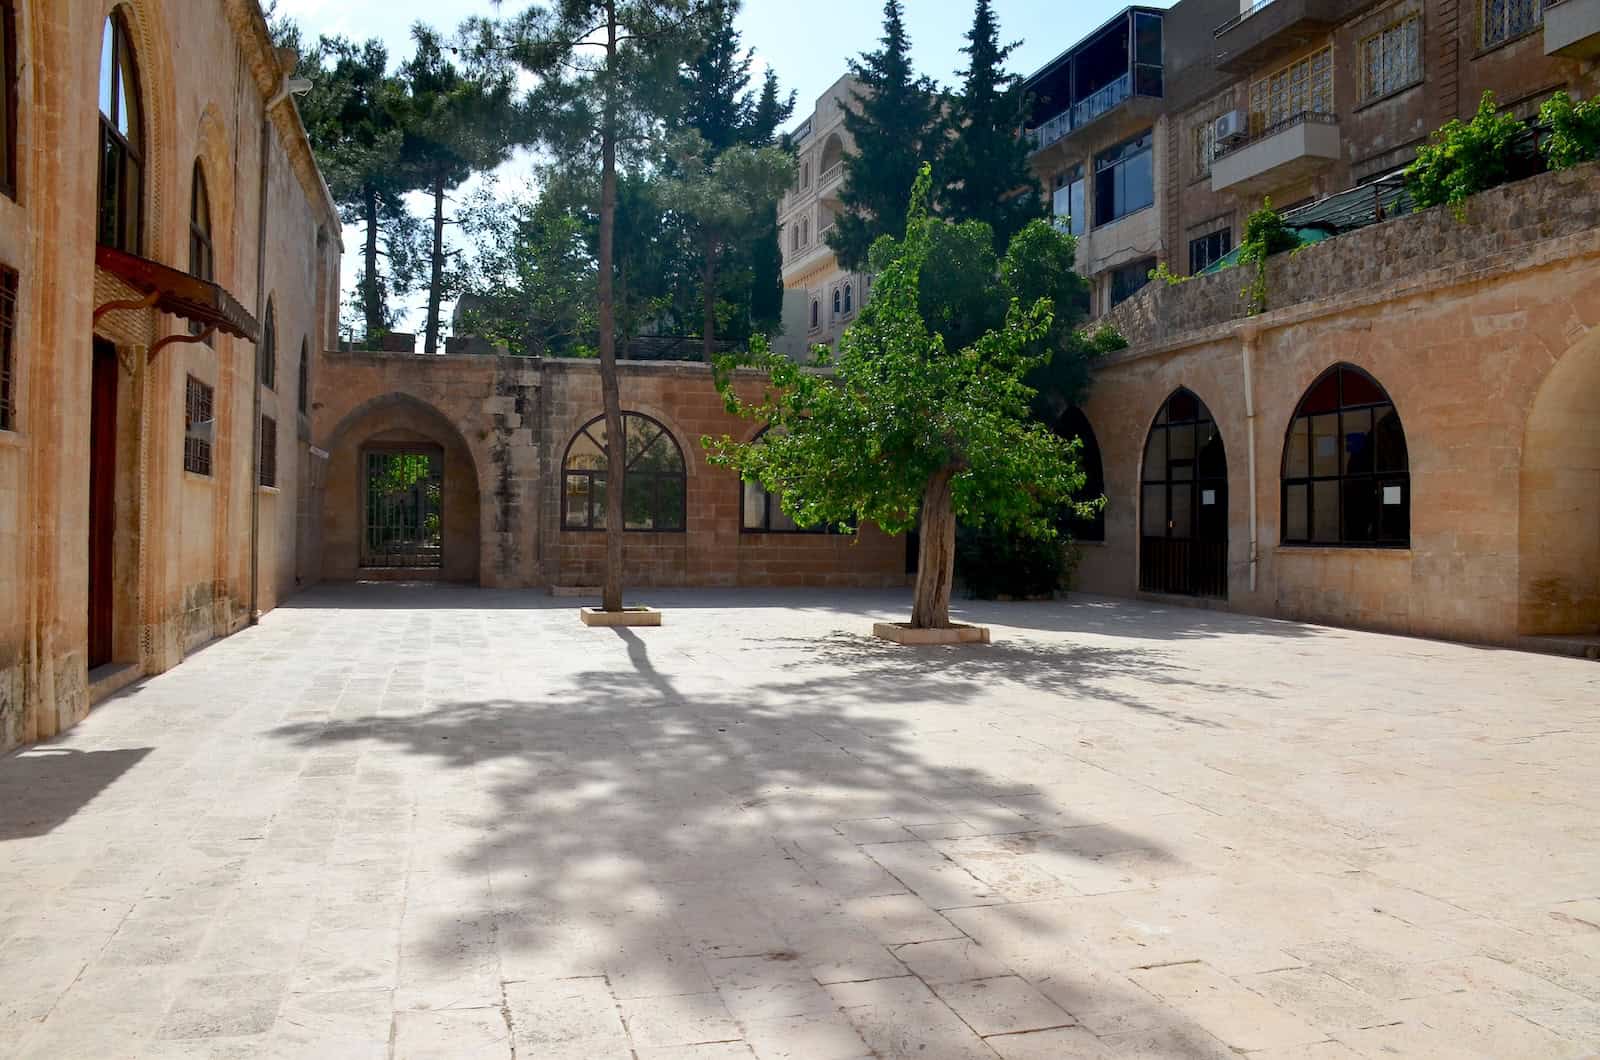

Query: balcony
left=1213, top=0, right=1376, bottom=73
left=1024, top=8, right=1164, bottom=157
left=1211, top=112, right=1341, bottom=195
left=1546, top=0, right=1600, bottom=58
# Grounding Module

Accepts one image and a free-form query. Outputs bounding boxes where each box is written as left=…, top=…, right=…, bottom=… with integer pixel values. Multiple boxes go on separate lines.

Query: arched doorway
left=1140, top=387, right=1228, bottom=598
left=1519, top=330, right=1600, bottom=635
left=1056, top=407, right=1105, bottom=542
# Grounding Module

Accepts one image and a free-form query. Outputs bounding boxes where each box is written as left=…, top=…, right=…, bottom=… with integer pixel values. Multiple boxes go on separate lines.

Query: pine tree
left=746, top=69, right=795, bottom=148
left=746, top=71, right=796, bottom=333
left=828, top=0, right=942, bottom=272
left=677, top=0, right=752, bottom=159
left=941, top=0, right=1041, bottom=252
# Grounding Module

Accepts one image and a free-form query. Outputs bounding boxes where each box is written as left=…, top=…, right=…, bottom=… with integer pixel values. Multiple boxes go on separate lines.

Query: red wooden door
left=88, top=340, right=118, bottom=669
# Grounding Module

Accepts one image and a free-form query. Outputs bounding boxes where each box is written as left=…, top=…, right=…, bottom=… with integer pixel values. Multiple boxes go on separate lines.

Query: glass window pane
left=1311, top=413, right=1340, bottom=476
left=1167, top=423, right=1195, bottom=464
left=1197, top=423, right=1226, bottom=479
left=1374, top=406, right=1407, bottom=472
left=1343, top=407, right=1373, bottom=474
left=1379, top=479, right=1409, bottom=542
left=1286, top=418, right=1309, bottom=478
left=100, top=21, right=116, bottom=118
left=1285, top=483, right=1309, bottom=541
left=1142, top=484, right=1165, bottom=536
left=1143, top=427, right=1165, bottom=481
left=1299, top=372, right=1339, bottom=414
left=564, top=474, right=591, bottom=527
left=566, top=431, right=604, bottom=471
left=656, top=476, right=685, bottom=530
left=1135, top=12, right=1162, bottom=66
left=623, top=473, right=654, bottom=529
left=1168, top=390, right=1198, bottom=422
left=1342, top=477, right=1377, bottom=543
left=1340, top=368, right=1384, bottom=406
left=743, top=481, right=767, bottom=530
left=1169, top=484, right=1192, bottom=539
left=1312, top=480, right=1339, bottom=542
left=771, top=500, right=798, bottom=532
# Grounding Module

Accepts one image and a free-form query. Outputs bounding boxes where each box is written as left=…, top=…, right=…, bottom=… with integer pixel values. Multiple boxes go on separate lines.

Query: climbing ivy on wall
left=1237, top=200, right=1298, bottom=316
left=1539, top=91, right=1600, bottom=171
left=1407, top=91, right=1531, bottom=219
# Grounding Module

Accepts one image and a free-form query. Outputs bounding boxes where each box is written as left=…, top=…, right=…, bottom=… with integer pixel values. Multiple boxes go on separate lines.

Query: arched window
left=801, top=217, right=809, bottom=245
left=791, top=225, right=799, bottom=252
left=1056, top=407, right=1105, bottom=542
left=832, top=289, right=841, bottom=317
left=97, top=11, right=144, bottom=252
left=810, top=300, right=819, bottom=329
left=741, top=427, right=843, bottom=534
left=2, top=0, right=17, bottom=200
left=297, top=339, right=309, bottom=415
left=1141, top=387, right=1228, bottom=597
left=820, top=134, right=844, bottom=176
left=1282, top=364, right=1409, bottom=547
left=260, top=298, right=276, bottom=389
left=843, top=284, right=853, bottom=314
left=189, top=162, right=214, bottom=281
left=562, top=412, right=686, bottom=531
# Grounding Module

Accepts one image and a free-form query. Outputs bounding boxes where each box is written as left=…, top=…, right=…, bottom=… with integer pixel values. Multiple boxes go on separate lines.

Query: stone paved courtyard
left=2, top=586, right=1599, bottom=1059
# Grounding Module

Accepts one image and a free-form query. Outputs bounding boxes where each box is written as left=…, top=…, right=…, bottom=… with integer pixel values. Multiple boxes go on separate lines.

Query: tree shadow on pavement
left=268, top=624, right=1240, bottom=1056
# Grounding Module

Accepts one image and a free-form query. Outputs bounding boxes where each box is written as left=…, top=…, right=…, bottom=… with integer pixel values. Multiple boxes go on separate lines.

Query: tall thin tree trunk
left=597, top=5, right=627, bottom=614
left=361, top=185, right=383, bottom=343
left=424, top=177, right=446, bottom=355
left=910, top=464, right=960, bottom=629
left=701, top=240, right=717, bottom=363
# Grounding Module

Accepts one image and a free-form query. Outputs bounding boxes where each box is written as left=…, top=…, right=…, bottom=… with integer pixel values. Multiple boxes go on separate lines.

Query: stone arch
left=820, top=132, right=844, bottom=174
left=99, top=0, right=176, bottom=264
left=1139, top=386, right=1229, bottom=598
left=191, top=103, right=235, bottom=285
left=1056, top=406, right=1106, bottom=542
left=556, top=402, right=701, bottom=482
left=1518, top=328, right=1600, bottom=636
left=321, top=393, right=484, bottom=584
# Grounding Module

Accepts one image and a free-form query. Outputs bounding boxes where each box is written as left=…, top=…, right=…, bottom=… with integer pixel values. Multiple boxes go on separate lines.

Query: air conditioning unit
left=1214, top=110, right=1248, bottom=147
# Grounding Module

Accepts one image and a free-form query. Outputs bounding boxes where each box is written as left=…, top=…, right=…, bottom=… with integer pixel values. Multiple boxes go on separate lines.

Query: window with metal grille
left=97, top=11, right=144, bottom=252
left=183, top=376, right=214, bottom=475
left=1189, top=228, right=1232, bottom=274
left=259, top=415, right=277, bottom=488
left=2, top=0, right=16, bottom=200
left=260, top=298, right=276, bottom=389
left=562, top=412, right=685, bottom=531
left=297, top=339, right=309, bottom=415
left=1361, top=16, right=1422, bottom=102
left=1483, top=0, right=1542, bottom=48
left=1249, top=47, right=1333, bottom=137
left=1281, top=364, right=1409, bottom=547
left=0, top=265, right=15, bottom=431
left=1109, top=257, right=1156, bottom=308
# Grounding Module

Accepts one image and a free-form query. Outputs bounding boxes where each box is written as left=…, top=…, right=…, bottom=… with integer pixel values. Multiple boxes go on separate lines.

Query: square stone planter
left=580, top=606, right=663, bottom=628
left=872, top=622, right=991, bottom=645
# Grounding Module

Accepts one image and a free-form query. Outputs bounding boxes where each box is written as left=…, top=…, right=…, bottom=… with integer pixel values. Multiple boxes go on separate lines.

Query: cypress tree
left=941, top=0, right=1042, bottom=251
left=828, top=0, right=941, bottom=272
left=747, top=70, right=796, bottom=333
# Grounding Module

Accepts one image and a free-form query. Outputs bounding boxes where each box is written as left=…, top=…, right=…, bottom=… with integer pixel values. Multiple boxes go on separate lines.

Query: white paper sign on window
left=1202, top=489, right=1216, bottom=506
left=1383, top=485, right=1403, bottom=506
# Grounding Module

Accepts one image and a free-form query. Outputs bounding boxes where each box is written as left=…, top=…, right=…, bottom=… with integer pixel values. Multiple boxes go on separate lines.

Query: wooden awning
left=95, top=245, right=261, bottom=344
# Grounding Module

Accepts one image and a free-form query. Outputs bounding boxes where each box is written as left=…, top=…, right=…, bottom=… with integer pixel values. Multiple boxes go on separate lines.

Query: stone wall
left=1108, top=161, right=1600, bottom=349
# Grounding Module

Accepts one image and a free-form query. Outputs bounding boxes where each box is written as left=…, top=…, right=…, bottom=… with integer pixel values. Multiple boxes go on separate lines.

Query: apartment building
left=773, top=74, right=872, bottom=360
left=1024, top=0, right=1600, bottom=314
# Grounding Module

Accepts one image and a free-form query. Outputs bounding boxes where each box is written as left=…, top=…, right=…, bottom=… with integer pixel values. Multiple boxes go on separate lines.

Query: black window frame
left=843, top=283, right=853, bottom=314
left=0, top=264, right=15, bottom=431
left=297, top=338, right=309, bottom=416
left=739, top=427, right=849, bottom=535
left=1053, top=164, right=1086, bottom=237
left=1280, top=363, right=1410, bottom=549
left=260, top=298, right=276, bottom=390
left=183, top=375, right=214, bottom=476
left=259, top=414, right=277, bottom=488
left=189, top=160, right=214, bottom=282
left=97, top=11, right=144, bottom=254
left=1093, top=130, right=1154, bottom=228
left=1, top=0, right=16, bottom=201
left=561, top=412, right=687, bottom=533
left=1189, top=228, right=1232, bottom=275
left=1109, top=257, right=1156, bottom=308
left=1056, top=407, right=1106, bottom=543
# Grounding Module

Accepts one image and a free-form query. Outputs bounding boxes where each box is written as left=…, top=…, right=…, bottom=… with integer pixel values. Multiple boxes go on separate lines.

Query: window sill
left=257, top=484, right=280, bottom=495
left=1354, top=79, right=1424, bottom=114
left=1472, top=24, right=1544, bottom=60
left=1275, top=543, right=1410, bottom=555
left=0, top=429, right=26, bottom=450
left=560, top=527, right=687, bottom=535
left=183, top=470, right=216, bottom=484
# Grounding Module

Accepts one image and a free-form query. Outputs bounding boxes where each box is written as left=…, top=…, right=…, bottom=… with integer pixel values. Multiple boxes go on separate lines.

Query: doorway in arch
left=1139, top=388, right=1228, bottom=598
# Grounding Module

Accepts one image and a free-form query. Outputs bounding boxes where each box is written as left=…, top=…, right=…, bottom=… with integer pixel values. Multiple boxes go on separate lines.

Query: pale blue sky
left=275, top=0, right=1170, bottom=336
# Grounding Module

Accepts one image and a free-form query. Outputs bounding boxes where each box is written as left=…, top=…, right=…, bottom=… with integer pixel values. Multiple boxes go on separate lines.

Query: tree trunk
left=910, top=464, right=959, bottom=629
left=361, top=185, right=383, bottom=343
left=424, top=176, right=446, bottom=355
left=701, top=239, right=717, bottom=363
left=597, top=6, right=627, bottom=614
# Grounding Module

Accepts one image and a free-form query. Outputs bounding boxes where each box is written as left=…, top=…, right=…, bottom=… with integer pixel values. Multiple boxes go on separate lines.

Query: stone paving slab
left=1, top=585, right=1598, bottom=1058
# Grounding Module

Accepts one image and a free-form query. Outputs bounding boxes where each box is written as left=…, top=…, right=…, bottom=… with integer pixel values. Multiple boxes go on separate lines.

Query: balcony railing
left=819, top=162, right=844, bottom=189
left=1030, top=69, right=1161, bottom=152
left=1214, top=110, right=1338, bottom=161
left=1215, top=0, right=1280, bottom=37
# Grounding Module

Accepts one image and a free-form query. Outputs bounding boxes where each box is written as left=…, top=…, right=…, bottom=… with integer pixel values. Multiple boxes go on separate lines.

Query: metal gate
left=362, top=448, right=444, bottom=569
left=1139, top=388, right=1228, bottom=598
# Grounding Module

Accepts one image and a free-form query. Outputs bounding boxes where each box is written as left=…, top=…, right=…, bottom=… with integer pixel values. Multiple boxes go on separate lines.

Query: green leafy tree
left=295, top=35, right=425, bottom=339
left=828, top=0, right=943, bottom=271
left=708, top=166, right=1093, bottom=629
left=1539, top=91, right=1600, bottom=170
left=661, top=134, right=793, bottom=361
left=743, top=70, right=797, bottom=335
left=939, top=0, right=1041, bottom=251
left=1408, top=91, right=1531, bottom=218
left=506, top=0, right=703, bottom=613
left=400, top=21, right=527, bottom=354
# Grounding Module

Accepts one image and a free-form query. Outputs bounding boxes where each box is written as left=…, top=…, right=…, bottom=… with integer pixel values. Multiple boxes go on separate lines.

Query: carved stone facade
left=0, top=0, right=340, bottom=752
